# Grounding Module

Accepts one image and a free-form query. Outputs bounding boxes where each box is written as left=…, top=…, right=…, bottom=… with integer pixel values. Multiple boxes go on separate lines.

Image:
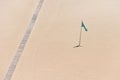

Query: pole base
left=73, top=45, right=82, bottom=48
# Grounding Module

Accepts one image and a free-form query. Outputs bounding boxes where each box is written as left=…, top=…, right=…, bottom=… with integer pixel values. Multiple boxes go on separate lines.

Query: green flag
left=82, top=21, right=88, bottom=31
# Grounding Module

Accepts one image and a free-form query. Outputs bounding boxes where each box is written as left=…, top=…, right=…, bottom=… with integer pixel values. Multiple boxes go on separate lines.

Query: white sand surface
left=1, top=0, right=120, bottom=80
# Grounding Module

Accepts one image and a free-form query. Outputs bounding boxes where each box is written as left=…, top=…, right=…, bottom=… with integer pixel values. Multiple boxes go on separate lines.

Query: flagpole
left=79, top=25, right=82, bottom=46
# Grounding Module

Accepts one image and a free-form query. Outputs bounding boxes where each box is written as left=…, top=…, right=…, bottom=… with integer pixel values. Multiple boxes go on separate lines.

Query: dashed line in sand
left=4, top=0, right=44, bottom=80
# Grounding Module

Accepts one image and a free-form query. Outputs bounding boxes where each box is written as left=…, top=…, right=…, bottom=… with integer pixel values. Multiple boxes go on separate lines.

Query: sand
left=0, top=0, right=120, bottom=80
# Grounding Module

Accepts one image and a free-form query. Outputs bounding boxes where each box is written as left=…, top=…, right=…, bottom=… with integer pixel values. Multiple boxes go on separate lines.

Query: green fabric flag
left=82, top=21, right=88, bottom=31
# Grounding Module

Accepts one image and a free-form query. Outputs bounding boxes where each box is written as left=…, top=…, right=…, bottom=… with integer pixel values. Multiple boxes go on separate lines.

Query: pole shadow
left=73, top=45, right=83, bottom=48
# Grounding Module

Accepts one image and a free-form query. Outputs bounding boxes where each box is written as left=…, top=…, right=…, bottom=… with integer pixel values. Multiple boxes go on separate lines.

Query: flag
left=82, top=21, right=88, bottom=31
